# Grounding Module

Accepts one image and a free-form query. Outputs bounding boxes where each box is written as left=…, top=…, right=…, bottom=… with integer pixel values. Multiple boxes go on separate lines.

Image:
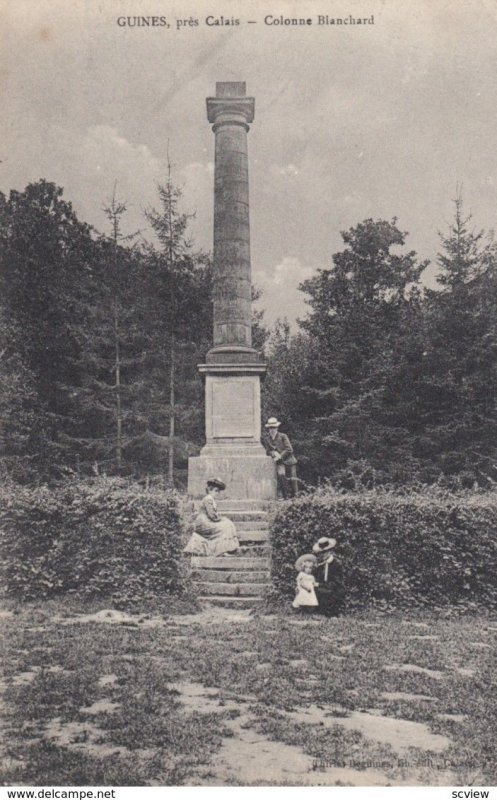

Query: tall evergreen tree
left=65, top=191, right=150, bottom=475
left=143, top=165, right=212, bottom=484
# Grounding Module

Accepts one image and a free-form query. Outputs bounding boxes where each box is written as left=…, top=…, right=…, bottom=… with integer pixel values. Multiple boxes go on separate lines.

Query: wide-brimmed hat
left=295, top=553, right=317, bottom=571
left=265, top=417, right=281, bottom=428
left=206, top=477, right=226, bottom=491
left=312, top=537, right=337, bottom=554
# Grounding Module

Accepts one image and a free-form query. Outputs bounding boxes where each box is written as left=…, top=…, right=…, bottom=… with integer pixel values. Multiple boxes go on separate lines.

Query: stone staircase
left=189, top=500, right=272, bottom=607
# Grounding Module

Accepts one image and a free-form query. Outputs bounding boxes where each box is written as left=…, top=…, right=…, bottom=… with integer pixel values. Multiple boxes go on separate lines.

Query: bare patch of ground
left=381, top=692, right=434, bottom=703
left=169, top=678, right=455, bottom=785
left=169, top=681, right=403, bottom=786
left=1, top=602, right=496, bottom=786
left=383, top=663, right=445, bottom=680
left=286, top=705, right=450, bottom=753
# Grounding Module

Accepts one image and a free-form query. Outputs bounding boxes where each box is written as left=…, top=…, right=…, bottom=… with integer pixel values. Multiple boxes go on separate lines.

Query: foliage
left=65, top=230, right=151, bottom=475
left=262, top=218, right=428, bottom=486
left=0, top=308, right=51, bottom=482
left=416, top=194, right=497, bottom=484
left=3, top=177, right=497, bottom=490
left=0, top=181, right=99, bottom=474
left=143, top=167, right=213, bottom=484
left=264, top=205, right=497, bottom=488
left=0, top=179, right=213, bottom=484
left=0, top=478, right=187, bottom=605
left=270, top=486, right=497, bottom=611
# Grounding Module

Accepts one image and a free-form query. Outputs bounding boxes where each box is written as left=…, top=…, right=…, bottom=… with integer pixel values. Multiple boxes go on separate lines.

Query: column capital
left=206, top=88, right=254, bottom=130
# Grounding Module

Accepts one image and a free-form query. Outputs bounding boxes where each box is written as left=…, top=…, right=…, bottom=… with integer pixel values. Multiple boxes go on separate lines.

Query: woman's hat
left=206, top=477, right=226, bottom=491
left=312, top=537, right=336, bottom=553
left=265, top=417, right=281, bottom=428
left=295, top=553, right=317, bottom=571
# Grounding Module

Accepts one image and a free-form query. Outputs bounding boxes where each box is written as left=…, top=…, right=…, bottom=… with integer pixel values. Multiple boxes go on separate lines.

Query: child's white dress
left=292, top=571, right=319, bottom=607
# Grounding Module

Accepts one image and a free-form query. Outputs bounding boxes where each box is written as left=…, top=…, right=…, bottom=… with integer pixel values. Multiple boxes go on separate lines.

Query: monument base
left=187, top=360, right=277, bottom=500
left=188, top=451, right=276, bottom=500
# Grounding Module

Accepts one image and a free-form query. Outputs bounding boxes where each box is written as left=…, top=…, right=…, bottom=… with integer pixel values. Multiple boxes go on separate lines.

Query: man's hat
left=295, top=553, right=317, bottom=571
left=312, top=537, right=337, bottom=553
left=265, top=417, right=281, bottom=428
left=206, top=477, right=226, bottom=491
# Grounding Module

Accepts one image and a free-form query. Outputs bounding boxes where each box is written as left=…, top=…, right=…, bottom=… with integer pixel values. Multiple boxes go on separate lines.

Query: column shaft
left=213, top=125, right=252, bottom=348
left=206, top=82, right=256, bottom=359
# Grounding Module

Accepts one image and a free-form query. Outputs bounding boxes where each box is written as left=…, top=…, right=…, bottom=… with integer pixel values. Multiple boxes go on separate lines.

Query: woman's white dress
left=183, top=494, right=239, bottom=557
left=292, top=571, right=319, bottom=607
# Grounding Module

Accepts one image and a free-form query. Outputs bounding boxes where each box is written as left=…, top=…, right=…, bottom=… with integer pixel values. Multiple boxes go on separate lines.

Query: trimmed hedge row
left=0, top=478, right=187, bottom=605
left=271, top=488, right=497, bottom=610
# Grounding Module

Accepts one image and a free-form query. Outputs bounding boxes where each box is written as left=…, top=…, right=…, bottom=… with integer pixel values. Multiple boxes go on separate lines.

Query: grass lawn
left=1, top=600, right=496, bottom=786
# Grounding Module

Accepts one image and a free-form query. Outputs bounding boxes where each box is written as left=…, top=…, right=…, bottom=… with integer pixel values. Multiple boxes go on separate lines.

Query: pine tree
left=419, top=193, right=497, bottom=485
left=143, top=163, right=212, bottom=485
left=66, top=190, right=150, bottom=475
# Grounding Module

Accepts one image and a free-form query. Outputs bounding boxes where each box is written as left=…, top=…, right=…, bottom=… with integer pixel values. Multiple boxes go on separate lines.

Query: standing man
left=263, top=417, right=298, bottom=498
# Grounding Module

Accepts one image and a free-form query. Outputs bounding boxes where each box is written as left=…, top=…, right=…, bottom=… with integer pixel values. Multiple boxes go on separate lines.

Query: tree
left=104, top=189, right=130, bottom=471
left=0, top=181, right=99, bottom=473
left=0, top=307, right=50, bottom=481
left=0, top=175, right=271, bottom=485
left=64, top=189, right=150, bottom=475
left=251, top=285, right=270, bottom=352
left=436, top=189, right=485, bottom=289
left=418, top=194, right=497, bottom=485
left=266, top=219, right=428, bottom=486
left=144, top=164, right=212, bottom=485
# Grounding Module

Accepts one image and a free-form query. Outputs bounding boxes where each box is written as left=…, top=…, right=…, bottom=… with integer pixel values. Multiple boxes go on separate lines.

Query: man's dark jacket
left=262, top=431, right=298, bottom=466
left=315, top=555, right=345, bottom=617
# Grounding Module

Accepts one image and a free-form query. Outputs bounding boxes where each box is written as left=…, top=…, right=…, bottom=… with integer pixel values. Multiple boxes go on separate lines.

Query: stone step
left=191, top=556, right=269, bottom=570
left=201, top=595, right=264, bottom=608
left=238, top=530, right=270, bottom=543
left=216, top=500, right=273, bottom=511
left=234, top=519, right=269, bottom=531
left=185, top=517, right=269, bottom=531
left=238, top=547, right=271, bottom=558
left=222, top=510, right=269, bottom=522
left=197, top=582, right=269, bottom=596
left=192, top=569, right=270, bottom=583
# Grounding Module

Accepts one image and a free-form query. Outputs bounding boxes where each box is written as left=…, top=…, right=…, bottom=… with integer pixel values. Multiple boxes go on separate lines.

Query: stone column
left=207, top=81, right=256, bottom=359
left=187, top=82, right=276, bottom=501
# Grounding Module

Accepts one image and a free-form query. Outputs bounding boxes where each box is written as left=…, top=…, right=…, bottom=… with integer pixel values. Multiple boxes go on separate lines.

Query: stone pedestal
left=188, top=453, right=275, bottom=501
left=187, top=81, right=276, bottom=501
left=188, top=363, right=276, bottom=499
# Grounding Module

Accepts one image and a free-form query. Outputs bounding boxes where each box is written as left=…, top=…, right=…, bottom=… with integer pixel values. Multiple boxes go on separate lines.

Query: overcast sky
left=2, top=0, right=497, bottom=327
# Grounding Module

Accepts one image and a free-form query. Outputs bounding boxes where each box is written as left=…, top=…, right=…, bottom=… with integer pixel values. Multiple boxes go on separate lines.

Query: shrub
left=271, top=487, right=497, bottom=611
left=0, top=477, right=188, bottom=606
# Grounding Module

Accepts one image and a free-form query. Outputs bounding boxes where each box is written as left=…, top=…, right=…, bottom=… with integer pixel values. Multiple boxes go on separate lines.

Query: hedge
left=271, top=487, right=497, bottom=611
left=0, top=478, right=187, bottom=606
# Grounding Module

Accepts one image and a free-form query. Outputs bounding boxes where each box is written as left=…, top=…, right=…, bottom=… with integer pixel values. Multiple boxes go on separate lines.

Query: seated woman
left=183, top=477, right=239, bottom=557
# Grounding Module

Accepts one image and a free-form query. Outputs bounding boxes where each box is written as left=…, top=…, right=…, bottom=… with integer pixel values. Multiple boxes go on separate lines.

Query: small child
left=292, top=554, right=319, bottom=609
